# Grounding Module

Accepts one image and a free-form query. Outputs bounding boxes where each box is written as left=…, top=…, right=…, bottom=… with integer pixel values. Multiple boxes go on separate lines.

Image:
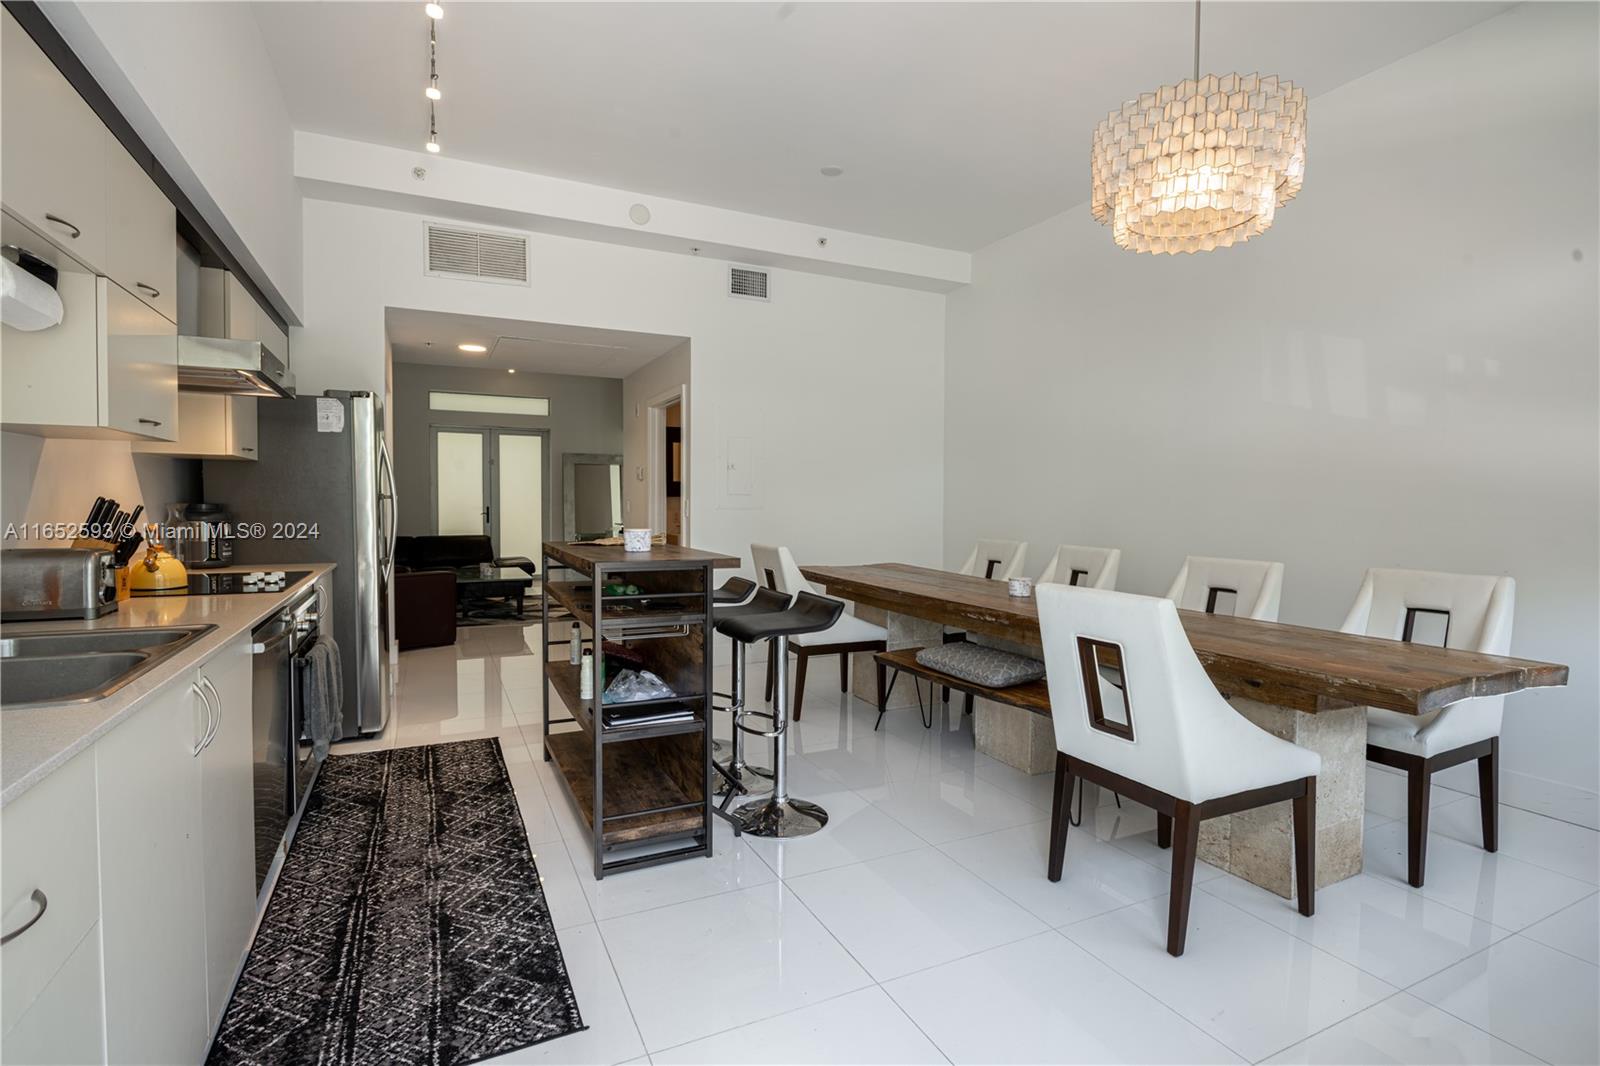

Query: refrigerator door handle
left=377, top=437, right=398, bottom=582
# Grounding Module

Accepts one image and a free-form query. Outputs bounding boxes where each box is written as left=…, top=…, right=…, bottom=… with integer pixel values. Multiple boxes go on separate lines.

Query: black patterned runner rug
left=209, top=738, right=585, bottom=1065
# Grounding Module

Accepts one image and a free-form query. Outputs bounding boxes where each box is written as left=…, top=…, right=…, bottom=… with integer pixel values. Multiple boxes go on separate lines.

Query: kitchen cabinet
left=105, top=137, right=177, bottom=323
left=133, top=393, right=258, bottom=460
left=196, top=636, right=257, bottom=1029
left=2, top=274, right=179, bottom=441
left=96, top=673, right=209, bottom=1065
left=96, top=633, right=256, bottom=1063
left=0, top=749, right=103, bottom=1064
left=1, top=926, right=105, bottom=1066
left=200, top=267, right=288, bottom=364
left=1, top=9, right=113, bottom=272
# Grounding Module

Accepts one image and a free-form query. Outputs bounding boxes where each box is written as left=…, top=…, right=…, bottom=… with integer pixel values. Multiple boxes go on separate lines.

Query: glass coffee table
left=454, top=565, right=537, bottom=619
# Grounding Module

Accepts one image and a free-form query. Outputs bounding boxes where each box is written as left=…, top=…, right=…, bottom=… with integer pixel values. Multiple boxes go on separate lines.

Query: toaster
left=1, top=548, right=119, bottom=621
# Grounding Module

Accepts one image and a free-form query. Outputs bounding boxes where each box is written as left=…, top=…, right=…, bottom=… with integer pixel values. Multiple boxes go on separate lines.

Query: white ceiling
left=386, top=309, right=686, bottom=378
left=255, top=2, right=1509, bottom=252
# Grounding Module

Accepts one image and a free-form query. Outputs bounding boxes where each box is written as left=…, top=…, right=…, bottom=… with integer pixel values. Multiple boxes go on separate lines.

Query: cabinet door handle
left=190, top=681, right=207, bottom=756
left=241, top=446, right=255, bottom=453
left=137, top=418, right=162, bottom=427
left=135, top=282, right=161, bottom=298
left=200, top=676, right=222, bottom=750
left=0, top=889, right=48, bottom=947
left=43, top=214, right=80, bottom=239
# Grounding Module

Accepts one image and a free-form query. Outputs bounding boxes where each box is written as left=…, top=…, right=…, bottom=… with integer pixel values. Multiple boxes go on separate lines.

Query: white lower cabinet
left=95, top=672, right=210, bottom=1065
left=0, top=749, right=103, bottom=1064
left=1, top=927, right=106, bottom=1066
left=197, top=636, right=258, bottom=1028
left=96, top=631, right=256, bottom=1064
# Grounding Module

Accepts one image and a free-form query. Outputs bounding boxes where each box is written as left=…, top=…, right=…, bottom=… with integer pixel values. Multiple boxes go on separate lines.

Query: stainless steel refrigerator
left=203, top=390, right=395, bottom=737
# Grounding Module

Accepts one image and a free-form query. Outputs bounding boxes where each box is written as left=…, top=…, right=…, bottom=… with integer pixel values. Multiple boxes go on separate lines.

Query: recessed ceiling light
left=507, top=368, right=516, bottom=374
left=425, top=2, right=443, bottom=19
left=458, top=343, right=487, bottom=353
left=820, top=165, right=844, bottom=178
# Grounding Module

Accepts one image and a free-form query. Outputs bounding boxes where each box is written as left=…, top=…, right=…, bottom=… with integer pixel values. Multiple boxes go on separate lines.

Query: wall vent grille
left=728, top=266, right=770, bottom=301
left=425, top=223, right=530, bottom=284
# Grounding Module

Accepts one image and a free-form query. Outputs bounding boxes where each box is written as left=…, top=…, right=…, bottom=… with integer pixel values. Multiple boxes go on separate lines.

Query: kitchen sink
left=0, top=624, right=215, bottom=707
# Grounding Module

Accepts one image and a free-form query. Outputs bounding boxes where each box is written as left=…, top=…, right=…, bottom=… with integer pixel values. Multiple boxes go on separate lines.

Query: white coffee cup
left=1007, top=576, right=1034, bottom=598
left=622, top=528, right=652, bottom=552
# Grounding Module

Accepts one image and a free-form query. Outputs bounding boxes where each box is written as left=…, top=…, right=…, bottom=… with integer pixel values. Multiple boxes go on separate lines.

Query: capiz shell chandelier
left=1090, top=3, right=1306, bottom=254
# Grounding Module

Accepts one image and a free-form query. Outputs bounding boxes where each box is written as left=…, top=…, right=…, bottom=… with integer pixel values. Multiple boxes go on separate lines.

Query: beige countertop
left=1, top=563, right=336, bottom=807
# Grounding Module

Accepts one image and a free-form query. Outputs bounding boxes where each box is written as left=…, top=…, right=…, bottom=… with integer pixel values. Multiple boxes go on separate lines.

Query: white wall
left=944, top=4, right=1599, bottom=799
left=45, top=2, right=303, bottom=320
left=622, top=342, right=691, bottom=537
left=295, top=197, right=946, bottom=572
left=1, top=432, right=198, bottom=541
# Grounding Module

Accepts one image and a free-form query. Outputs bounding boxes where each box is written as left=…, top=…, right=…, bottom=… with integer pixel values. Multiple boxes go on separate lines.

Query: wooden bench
left=873, top=646, right=1052, bottom=728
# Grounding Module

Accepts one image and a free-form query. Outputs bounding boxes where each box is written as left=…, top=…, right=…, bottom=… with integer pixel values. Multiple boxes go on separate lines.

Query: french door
left=431, top=427, right=546, bottom=561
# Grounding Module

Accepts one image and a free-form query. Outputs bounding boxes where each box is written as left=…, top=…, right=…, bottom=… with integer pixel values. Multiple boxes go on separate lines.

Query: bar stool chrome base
left=730, top=796, right=828, bottom=837
left=711, top=760, right=773, bottom=798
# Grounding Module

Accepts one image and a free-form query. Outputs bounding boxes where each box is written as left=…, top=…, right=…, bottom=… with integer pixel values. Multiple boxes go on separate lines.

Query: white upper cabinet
left=1, top=273, right=178, bottom=441
left=105, top=139, right=177, bottom=322
left=1, top=10, right=113, bottom=271
left=132, top=393, right=258, bottom=459
left=2, top=9, right=177, bottom=326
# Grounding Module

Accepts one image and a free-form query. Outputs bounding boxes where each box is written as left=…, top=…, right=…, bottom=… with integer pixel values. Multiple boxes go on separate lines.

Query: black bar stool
left=710, top=581, right=790, bottom=799
left=722, top=591, right=845, bottom=837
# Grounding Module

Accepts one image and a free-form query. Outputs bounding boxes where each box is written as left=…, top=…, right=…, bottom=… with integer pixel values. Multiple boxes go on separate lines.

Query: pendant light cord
left=1193, top=0, right=1202, bottom=81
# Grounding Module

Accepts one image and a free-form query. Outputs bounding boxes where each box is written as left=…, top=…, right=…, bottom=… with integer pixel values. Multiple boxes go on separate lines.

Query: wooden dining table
left=802, top=562, right=1569, bottom=897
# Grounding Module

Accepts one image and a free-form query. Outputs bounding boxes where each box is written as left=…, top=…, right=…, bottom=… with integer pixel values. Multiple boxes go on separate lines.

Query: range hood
left=177, top=336, right=295, bottom=399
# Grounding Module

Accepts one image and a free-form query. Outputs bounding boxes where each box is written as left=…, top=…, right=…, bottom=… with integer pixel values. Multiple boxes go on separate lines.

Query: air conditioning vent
left=425, top=223, right=530, bottom=284
left=729, top=266, right=770, bottom=301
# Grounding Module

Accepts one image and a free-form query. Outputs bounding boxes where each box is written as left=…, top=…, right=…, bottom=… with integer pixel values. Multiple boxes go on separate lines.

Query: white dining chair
left=1037, top=585, right=1320, bottom=956
left=750, top=543, right=888, bottom=721
left=1038, top=545, right=1121, bottom=589
left=1340, top=567, right=1514, bottom=887
left=958, top=539, right=1029, bottom=581
left=1166, top=555, right=1284, bottom=621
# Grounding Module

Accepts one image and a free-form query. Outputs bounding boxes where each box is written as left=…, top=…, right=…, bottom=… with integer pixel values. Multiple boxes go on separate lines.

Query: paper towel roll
left=1, top=257, right=65, bottom=331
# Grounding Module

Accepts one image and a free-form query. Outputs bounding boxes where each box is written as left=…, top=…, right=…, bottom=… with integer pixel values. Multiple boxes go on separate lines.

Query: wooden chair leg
left=1166, top=802, right=1201, bottom=957
left=1407, top=760, right=1432, bottom=888
left=839, top=652, right=849, bottom=692
left=792, top=650, right=808, bottom=721
left=962, top=692, right=975, bottom=716
left=1478, top=737, right=1499, bottom=853
left=1293, top=776, right=1316, bottom=917
left=1156, top=812, right=1172, bottom=849
left=1048, top=753, right=1073, bottom=881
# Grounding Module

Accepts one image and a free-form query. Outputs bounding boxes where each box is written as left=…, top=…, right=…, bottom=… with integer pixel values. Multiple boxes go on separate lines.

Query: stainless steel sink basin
left=0, top=624, right=215, bottom=707
left=0, top=627, right=201, bottom=659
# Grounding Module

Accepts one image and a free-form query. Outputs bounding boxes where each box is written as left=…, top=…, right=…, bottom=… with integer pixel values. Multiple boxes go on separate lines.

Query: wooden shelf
left=545, top=731, right=706, bottom=846
left=875, top=646, right=1052, bottom=716
left=545, top=580, right=708, bottom=629
left=546, top=660, right=706, bottom=742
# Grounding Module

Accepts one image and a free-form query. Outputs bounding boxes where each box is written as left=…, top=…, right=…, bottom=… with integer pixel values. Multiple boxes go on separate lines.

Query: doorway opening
left=648, top=387, right=688, bottom=546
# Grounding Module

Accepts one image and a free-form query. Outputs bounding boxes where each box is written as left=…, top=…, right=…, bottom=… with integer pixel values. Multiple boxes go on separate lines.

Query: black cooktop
left=149, top=570, right=314, bottom=596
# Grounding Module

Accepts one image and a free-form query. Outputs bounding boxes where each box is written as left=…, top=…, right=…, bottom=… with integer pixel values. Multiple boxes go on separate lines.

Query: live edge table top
left=801, top=562, right=1568, bottom=717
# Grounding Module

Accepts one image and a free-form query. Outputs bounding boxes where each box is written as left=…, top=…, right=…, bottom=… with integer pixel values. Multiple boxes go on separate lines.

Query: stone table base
left=849, top=604, right=943, bottom=712
left=1196, top=699, right=1366, bottom=898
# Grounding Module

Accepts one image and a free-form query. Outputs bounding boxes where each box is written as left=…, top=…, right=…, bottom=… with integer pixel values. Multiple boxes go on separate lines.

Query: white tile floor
left=331, top=623, right=1600, bottom=1065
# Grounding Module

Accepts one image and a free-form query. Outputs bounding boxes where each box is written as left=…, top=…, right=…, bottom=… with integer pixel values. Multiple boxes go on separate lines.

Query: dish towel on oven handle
left=301, top=635, right=344, bottom=761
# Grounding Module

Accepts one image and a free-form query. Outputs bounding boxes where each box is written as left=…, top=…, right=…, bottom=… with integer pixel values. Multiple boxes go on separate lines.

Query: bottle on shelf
left=580, top=650, right=594, bottom=700
left=569, top=622, right=581, bottom=665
